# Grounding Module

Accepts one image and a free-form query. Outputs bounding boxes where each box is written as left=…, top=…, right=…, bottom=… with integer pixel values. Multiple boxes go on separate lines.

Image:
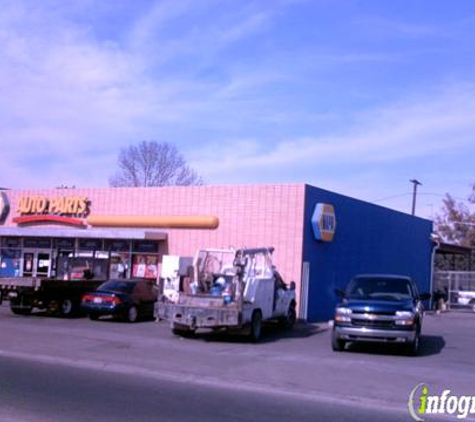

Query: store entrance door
left=22, top=250, right=51, bottom=278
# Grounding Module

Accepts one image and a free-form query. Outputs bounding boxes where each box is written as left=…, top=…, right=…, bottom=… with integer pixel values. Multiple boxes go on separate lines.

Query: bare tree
left=109, top=141, right=203, bottom=187
left=435, top=184, right=475, bottom=247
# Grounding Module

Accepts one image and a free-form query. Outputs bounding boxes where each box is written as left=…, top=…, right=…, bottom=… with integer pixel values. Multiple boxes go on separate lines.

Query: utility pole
left=410, top=179, right=422, bottom=216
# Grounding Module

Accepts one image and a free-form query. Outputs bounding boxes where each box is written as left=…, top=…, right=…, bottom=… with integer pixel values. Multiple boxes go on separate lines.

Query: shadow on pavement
left=344, top=335, right=445, bottom=357
left=184, top=321, right=329, bottom=344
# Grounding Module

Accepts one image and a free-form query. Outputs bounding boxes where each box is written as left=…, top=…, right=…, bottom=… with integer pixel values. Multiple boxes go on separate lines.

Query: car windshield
left=347, top=277, right=413, bottom=301
left=98, top=280, right=135, bottom=294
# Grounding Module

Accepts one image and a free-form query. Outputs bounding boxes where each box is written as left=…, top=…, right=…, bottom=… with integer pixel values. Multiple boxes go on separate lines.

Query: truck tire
left=171, top=323, right=195, bottom=337
left=47, top=300, right=61, bottom=316
left=10, top=296, right=33, bottom=315
left=405, top=324, right=421, bottom=356
left=249, top=310, right=262, bottom=342
left=10, top=304, right=32, bottom=315
left=281, top=303, right=296, bottom=330
left=331, top=330, right=346, bottom=352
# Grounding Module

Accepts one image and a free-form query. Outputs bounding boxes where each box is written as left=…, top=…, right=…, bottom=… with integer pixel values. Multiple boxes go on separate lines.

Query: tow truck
left=158, top=247, right=296, bottom=341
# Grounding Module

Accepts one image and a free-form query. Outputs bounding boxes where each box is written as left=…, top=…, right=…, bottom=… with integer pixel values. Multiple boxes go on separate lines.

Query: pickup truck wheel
left=249, top=310, right=262, bottom=342
left=282, top=303, right=297, bottom=329
left=405, top=325, right=421, bottom=356
left=126, top=305, right=139, bottom=323
left=88, top=313, right=99, bottom=321
left=331, top=330, right=346, bottom=352
left=60, top=299, right=75, bottom=318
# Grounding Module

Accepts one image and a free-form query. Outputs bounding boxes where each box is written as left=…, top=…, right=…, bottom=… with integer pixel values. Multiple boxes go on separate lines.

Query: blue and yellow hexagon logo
left=311, top=203, right=336, bottom=242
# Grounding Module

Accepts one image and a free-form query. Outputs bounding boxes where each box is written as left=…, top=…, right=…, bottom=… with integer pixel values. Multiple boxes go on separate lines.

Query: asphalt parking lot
left=0, top=303, right=474, bottom=418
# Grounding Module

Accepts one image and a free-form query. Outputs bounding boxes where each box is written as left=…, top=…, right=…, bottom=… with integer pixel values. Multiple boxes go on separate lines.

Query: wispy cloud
left=0, top=0, right=286, bottom=187
left=355, top=16, right=438, bottom=37
left=192, top=84, right=475, bottom=179
left=1, top=0, right=475, bottom=223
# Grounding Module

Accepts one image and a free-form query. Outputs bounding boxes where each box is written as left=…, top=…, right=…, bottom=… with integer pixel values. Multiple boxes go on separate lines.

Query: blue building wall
left=303, top=184, right=434, bottom=322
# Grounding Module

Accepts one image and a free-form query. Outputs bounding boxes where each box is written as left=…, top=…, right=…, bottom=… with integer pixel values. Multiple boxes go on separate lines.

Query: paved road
left=0, top=355, right=409, bottom=422
left=0, top=304, right=473, bottom=421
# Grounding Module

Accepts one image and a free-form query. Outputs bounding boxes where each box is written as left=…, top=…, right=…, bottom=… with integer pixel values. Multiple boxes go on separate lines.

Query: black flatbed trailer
left=0, top=277, right=104, bottom=317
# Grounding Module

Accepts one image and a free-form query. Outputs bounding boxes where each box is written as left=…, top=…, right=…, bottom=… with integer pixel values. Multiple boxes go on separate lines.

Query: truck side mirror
left=334, top=288, right=345, bottom=298
left=289, top=281, right=296, bottom=291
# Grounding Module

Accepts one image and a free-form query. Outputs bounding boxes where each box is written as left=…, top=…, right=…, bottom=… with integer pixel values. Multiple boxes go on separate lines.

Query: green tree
left=109, top=141, right=203, bottom=187
left=435, top=184, right=475, bottom=247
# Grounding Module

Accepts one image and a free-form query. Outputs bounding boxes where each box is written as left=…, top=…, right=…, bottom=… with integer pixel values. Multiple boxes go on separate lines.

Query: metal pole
left=410, top=179, right=422, bottom=216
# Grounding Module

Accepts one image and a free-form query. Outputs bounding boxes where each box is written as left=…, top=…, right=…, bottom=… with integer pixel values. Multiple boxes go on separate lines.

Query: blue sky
left=1, top=0, right=475, bottom=219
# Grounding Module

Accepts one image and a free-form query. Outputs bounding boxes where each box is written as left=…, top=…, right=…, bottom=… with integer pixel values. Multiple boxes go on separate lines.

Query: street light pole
left=410, top=179, right=422, bottom=216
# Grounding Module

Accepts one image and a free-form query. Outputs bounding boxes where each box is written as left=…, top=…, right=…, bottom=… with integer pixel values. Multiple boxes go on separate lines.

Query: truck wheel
left=88, top=314, right=99, bottom=321
left=405, top=325, right=421, bottom=356
left=10, top=297, right=32, bottom=315
left=10, top=304, right=32, bottom=315
left=47, top=300, right=61, bottom=316
left=282, top=303, right=296, bottom=329
left=171, top=323, right=195, bottom=338
left=60, top=299, right=76, bottom=318
left=126, top=305, right=138, bottom=323
left=331, top=330, right=346, bottom=352
left=249, top=310, right=262, bottom=342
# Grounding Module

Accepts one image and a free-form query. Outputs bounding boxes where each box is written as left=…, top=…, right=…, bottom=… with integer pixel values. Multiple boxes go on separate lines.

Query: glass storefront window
left=2, top=238, right=21, bottom=248
left=78, top=239, right=103, bottom=251
left=0, top=248, right=21, bottom=277
left=110, top=253, right=130, bottom=279
left=54, top=238, right=76, bottom=249
left=104, top=239, right=130, bottom=252
left=24, top=238, right=52, bottom=249
left=132, top=240, right=159, bottom=254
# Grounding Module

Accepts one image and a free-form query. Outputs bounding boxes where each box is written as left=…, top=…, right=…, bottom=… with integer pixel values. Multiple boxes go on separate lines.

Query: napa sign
left=0, top=191, right=10, bottom=224
left=311, top=203, right=336, bottom=242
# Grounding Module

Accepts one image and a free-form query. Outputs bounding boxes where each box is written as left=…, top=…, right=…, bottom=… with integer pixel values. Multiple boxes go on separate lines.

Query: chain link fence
left=433, top=271, right=475, bottom=312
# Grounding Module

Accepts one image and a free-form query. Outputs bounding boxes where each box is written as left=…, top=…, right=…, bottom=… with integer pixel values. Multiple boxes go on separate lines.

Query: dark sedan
left=81, top=279, right=158, bottom=322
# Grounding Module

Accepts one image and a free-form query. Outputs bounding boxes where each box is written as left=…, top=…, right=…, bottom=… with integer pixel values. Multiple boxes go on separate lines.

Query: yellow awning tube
left=86, top=215, right=219, bottom=229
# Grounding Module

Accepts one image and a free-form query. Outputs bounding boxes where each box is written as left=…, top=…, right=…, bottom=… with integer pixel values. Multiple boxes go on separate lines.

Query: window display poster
left=132, top=255, right=158, bottom=279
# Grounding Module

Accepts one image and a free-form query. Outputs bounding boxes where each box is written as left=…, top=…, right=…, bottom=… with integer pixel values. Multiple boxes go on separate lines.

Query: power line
left=373, top=192, right=470, bottom=203
left=373, top=193, right=412, bottom=203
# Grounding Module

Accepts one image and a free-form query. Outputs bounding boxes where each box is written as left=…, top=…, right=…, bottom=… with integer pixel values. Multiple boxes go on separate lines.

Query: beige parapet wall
left=86, top=215, right=219, bottom=229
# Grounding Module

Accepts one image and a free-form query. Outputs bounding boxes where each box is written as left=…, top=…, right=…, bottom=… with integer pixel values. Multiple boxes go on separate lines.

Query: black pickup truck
left=332, top=274, right=431, bottom=356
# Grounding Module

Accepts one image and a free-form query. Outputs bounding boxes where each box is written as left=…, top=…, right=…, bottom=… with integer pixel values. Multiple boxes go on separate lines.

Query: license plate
left=8, top=292, right=18, bottom=299
left=93, top=297, right=102, bottom=304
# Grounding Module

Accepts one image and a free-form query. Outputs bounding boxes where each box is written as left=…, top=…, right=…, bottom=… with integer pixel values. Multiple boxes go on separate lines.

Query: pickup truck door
left=273, top=287, right=289, bottom=316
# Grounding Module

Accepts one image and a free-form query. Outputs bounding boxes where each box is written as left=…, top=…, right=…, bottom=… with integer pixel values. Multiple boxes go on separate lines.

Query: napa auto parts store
left=0, top=184, right=434, bottom=322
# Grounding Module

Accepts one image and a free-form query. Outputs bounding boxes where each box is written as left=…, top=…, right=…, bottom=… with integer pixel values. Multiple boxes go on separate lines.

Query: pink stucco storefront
left=0, top=184, right=306, bottom=312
